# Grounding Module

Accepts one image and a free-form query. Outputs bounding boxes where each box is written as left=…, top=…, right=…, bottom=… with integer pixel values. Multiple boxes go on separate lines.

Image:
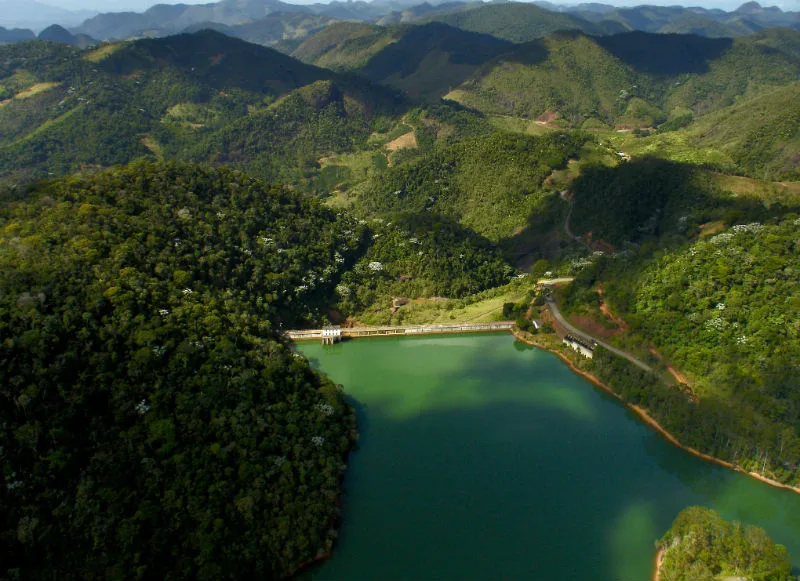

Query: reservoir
left=298, top=333, right=800, bottom=581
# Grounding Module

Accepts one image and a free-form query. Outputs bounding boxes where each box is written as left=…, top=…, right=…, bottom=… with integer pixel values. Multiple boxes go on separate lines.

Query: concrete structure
left=286, top=322, right=514, bottom=342
left=563, top=335, right=595, bottom=359
left=321, top=326, right=342, bottom=345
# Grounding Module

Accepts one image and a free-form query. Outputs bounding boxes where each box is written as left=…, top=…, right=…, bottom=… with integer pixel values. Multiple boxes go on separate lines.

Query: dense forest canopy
left=603, top=217, right=800, bottom=482
left=657, top=507, right=792, bottom=581
left=0, top=163, right=367, bottom=579
left=358, top=130, right=590, bottom=240
left=561, top=157, right=800, bottom=487
left=2, top=17, right=800, bottom=579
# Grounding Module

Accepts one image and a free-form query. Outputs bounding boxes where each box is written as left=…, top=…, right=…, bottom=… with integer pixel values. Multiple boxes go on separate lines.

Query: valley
left=1, top=3, right=799, bottom=579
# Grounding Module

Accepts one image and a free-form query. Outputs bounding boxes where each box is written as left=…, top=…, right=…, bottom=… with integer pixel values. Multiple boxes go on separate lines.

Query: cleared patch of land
left=358, top=281, right=530, bottom=326
left=140, top=136, right=164, bottom=160
left=163, top=102, right=219, bottom=128
left=385, top=131, right=417, bottom=151
left=12, top=105, right=83, bottom=146
left=711, top=173, right=800, bottom=205
left=367, top=123, right=413, bottom=148
left=83, top=43, right=124, bottom=62
left=487, top=114, right=555, bottom=135
left=617, top=131, right=734, bottom=169
left=12, top=82, right=60, bottom=101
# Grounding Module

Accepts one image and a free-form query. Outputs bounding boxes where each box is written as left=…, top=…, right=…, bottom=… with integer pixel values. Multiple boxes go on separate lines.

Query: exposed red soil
left=596, top=284, right=627, bottom=333
left=568, top=314, right=619, bottom=339
left=537, top=110, right=560, bottom=123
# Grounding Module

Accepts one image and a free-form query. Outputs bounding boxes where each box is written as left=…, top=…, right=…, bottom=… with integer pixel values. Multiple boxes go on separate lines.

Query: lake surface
left=298, top=334, right=800, bottom=581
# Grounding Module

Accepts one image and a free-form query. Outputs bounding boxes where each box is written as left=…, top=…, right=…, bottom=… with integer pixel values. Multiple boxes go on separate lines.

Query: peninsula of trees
left=657, top=507, right=792, bottom=581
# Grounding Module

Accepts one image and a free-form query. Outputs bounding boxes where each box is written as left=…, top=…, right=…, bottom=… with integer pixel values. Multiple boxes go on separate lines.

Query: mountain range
left=0, top=0, right=96, bottom=32
left=2, top=10, right=800, bottom=579
left=2, top=0, right=799, bottom=48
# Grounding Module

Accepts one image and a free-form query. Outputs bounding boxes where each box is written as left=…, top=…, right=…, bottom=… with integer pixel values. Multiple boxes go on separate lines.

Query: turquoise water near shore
left=299, top=334, right=800, bottom=581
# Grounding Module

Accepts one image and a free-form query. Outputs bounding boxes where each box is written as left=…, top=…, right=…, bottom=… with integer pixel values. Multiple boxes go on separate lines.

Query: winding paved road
left=545, top=297, right=653, bottom=373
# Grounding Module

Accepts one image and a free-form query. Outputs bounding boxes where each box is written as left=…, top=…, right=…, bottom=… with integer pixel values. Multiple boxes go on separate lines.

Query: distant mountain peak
left=734, top=1, right=784, bottom=15
left=735, top=2, right=764, bottom=13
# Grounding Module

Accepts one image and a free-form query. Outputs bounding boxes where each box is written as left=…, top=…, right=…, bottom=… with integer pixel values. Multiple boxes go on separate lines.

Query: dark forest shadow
left=597, top=32, right=733, bottom=75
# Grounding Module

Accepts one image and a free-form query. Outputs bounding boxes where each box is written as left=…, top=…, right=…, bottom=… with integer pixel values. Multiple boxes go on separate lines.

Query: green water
left=299, top=334, right=800, bottom=581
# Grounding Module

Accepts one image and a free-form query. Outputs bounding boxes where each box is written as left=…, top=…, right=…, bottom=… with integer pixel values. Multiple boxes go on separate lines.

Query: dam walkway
left=286, top=322, right=514, bottom=342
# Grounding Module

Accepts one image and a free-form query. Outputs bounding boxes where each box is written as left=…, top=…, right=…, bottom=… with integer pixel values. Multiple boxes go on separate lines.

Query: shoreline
left=292, top=550, right=331, bottom=577
left=299, top=325, right=800, bottom=497
left=510, top=330, right=800, bottom=492
left=298, top=327, right=799, bottom=580
left=653, top=547, right=665, bottom=581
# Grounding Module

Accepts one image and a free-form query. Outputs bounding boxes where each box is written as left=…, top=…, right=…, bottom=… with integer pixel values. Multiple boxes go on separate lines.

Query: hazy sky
left=29, top=0, right=799, bottom=15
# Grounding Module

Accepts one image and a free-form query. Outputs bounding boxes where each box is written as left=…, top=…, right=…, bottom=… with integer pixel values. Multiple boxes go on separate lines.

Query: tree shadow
left=494, top=37, right=550, bottom=66
left=360, top=23, right=519, bottom=101
left=498, top=189, right=571, bottom=268
left=596, top=32, right=733, bottom=75
left=566, top=157, right=800, bottom=246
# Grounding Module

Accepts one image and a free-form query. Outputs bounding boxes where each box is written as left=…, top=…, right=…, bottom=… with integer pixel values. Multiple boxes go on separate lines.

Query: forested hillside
left=0, top=161, right=517, bottom=578
left=559, top=154, right=800, bottom=486
left=620, top=82, right=800, bottom=181
left=607, top=217, right=800, bottom=480
left=357, top=130, right=590, bottom=240
left=0, top=34, right=604, bottom=250
left=0, top=163, right=360, bottom=579
left=570, top=1, right=800, bottom=38
left=419, top=2, right=609, bottom=42
left=182, top=13, right=335, bottom=50
left=2, top=21, right=800, bottom=577
left=0, top=31, right=404, bottom=186
left=294, top=22, right=513, bottom=102
left=291, top=21, right=402, bottom=70
left=568, top=158, right=727, bottom=245
left=447, top=29, right=800, bottom=128
left=5, top=27, right=800, bottom=188
left=682, top=83, right=800, bottom=180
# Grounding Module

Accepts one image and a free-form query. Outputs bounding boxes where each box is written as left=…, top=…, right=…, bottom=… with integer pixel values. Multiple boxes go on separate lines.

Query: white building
left=563, top=335, right=594, bottom=358
left=322, top=326, right=342, bottom=344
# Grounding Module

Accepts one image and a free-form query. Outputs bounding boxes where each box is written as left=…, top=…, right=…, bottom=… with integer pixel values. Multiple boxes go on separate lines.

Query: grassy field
left=10, top=105, right=83, bottom=146
left=487, top=115, right=555, bottom=135
left=710, top=172, right=800, bottom=205
left=140, top=135, right=164, bottom=161
left=619, top=131, right=734, bottom=169
left=12, top=82, right=60, bottom=101
left=546, top=141, right=620, bottom=191
left=358, top=281, right=531, bottom=326
left=83, top=43, right=125, bottom=63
